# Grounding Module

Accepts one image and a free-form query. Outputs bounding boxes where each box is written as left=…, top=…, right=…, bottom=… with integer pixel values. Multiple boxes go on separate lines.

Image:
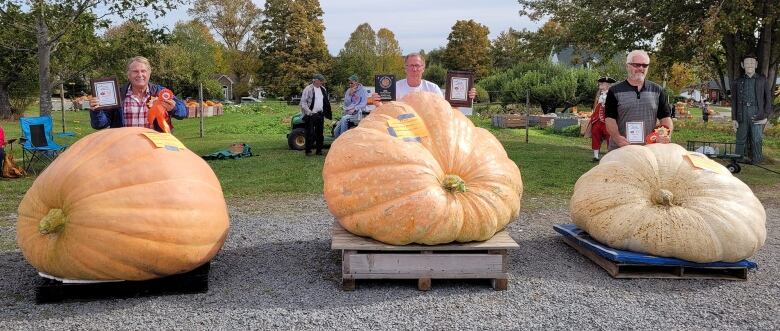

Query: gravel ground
left=0, top=194, right=777, bottom=330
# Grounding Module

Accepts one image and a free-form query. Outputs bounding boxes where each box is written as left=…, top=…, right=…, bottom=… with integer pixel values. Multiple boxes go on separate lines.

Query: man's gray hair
left=127, top=56, right=151, bottom=71
left=625, top=50, right=649, bottom=64
left=404, top=53, right=426, bottom=66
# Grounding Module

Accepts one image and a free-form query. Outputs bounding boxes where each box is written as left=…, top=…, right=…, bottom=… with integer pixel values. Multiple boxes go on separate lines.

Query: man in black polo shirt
left=605, top=50, right=673, bottom=151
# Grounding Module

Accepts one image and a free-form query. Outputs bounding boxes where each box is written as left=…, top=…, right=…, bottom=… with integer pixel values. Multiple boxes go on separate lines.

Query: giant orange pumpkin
left=16, top=127, right=229, bottom=280
left=323, top=92, right=523, bottom=245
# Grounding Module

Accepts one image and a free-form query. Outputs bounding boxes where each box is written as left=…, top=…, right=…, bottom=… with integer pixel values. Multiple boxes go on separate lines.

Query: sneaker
left=592, top=157, right=600, bottom=163
left=305, top=151, right=313, bottom=156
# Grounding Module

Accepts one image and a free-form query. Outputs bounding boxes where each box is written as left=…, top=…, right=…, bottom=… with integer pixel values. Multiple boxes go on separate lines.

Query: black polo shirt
left=605, top=79, right=671, bottom=149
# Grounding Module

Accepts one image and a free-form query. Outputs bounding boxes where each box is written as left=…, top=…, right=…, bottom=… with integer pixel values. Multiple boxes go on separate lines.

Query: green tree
left=258, top=0, right=330, bottom=97
left=443, top=20, right=491, bottom=80
left=423, top=63, right=447, bottom=87
left=375, top=28, right=404, bottom=79
left=518, top=0, right=780, bottom=116
left=337, top=23, right=376, bottom=84
left=155, top=20, right=226, bottom=98
left=491, top=28, right=528, bottom=72
left=189, top=0, right=262, bottom=99
left=0, top=3, right=36, bottom=119
left=481, top=61, right=598, bottom=113
left=94, top=19, right=165, bottom=79
left=0, top=0, right=182, bottom=116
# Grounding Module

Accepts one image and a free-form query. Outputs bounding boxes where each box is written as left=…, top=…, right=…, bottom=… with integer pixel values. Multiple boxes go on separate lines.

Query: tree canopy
left=518, top=0, right=779, bottom=115
left=443, top=19, right=491, bottom=80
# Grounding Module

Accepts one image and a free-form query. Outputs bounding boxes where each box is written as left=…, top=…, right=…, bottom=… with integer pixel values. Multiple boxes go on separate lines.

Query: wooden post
left=60, top=83, right=65, bottom=132
left=525, top=89, right=530, bottom=143
left=199, top=83, right=204, bottom=138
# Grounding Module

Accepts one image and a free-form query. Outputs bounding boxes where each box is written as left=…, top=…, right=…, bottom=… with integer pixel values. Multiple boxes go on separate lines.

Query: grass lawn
left=2, top=101, right=779, bottom=219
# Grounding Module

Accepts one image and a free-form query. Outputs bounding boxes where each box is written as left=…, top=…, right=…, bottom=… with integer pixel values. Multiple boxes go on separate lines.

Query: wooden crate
left=331, top=222, right=519, bottom=291
left=492, top=114, right=527, bottom=128
left=35, top=262, right=210, bottom=304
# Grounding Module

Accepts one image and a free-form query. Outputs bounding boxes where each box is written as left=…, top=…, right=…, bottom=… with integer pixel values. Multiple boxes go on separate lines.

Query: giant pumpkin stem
left=39, top=209, right=67, bottom=235
left=442, top=175, right=467, bottom=193
left=653, top=189, right=674, bottom=206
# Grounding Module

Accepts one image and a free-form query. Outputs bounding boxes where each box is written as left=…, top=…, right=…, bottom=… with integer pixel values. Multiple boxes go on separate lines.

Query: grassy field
left=2, top=101, right=779, bottom=218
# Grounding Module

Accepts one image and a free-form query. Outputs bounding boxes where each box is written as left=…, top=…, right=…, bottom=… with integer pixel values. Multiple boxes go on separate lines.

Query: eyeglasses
left=628, top=63, right=650, bottom=68
left=406, top=64, right=424, bottom=69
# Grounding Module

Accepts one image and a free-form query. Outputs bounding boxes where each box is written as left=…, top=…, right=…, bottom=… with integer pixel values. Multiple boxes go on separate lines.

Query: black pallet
left=35, top=262, right=210, bottom=304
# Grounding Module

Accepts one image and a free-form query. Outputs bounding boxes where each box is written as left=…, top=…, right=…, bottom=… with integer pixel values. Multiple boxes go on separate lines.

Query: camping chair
left=19, top=116, right=66, bottom=174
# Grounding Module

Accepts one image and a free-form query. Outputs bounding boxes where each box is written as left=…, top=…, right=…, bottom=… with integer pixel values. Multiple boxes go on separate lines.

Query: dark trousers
left=304, top=113, right=324, bottom=153
left=0, top=148, right=4, bottom=173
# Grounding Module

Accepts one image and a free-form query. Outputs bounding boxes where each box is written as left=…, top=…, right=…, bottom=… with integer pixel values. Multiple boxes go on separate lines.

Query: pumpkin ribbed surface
left=16, top=127, right=229, bottom=280
left=323, top=92, right=523, bottom=245
left=570, top=143, right=766, bottom=263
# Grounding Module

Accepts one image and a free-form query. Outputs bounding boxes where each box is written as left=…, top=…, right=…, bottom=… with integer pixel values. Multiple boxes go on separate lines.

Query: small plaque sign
left=90, top=77, right=121, bottom=111
left=374, top=75, right=396, bottom=101
left=445, top=70, right=474, bottom=108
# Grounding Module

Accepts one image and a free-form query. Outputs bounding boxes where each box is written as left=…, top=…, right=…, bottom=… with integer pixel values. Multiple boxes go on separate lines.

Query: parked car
left=240, top=96, right=262, bottom=103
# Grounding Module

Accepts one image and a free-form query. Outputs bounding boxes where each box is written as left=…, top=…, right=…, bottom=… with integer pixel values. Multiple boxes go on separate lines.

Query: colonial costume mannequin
left=588, top=76, right=615, bottom=161
left=731, top=55, right=771, bottom=164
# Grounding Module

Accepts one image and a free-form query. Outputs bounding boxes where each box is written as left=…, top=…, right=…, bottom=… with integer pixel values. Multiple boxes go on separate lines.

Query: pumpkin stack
left=323, top=92, right=523, bottom=245
left=16, top=127, right=230, bottom=281
left=570, top=143, right=766, bottom=263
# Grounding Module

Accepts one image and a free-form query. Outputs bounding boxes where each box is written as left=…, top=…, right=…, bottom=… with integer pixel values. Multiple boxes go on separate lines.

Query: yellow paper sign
left=387, top=113, right=429, bottom=142
left=142, top=132, right=187, bottom=151
left=684, top=153, right=731, bottom=175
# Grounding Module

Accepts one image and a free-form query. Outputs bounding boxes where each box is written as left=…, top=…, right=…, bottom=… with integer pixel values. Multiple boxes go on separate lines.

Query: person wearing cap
left=731, top=54, right=771, bottom=164
left=299, top=73, right=332, bottom=156
left=334, top=74, right=368, bottom=138
left=587, top=76, right=615, bottom=161
left=605, top=50, right=673, bottom=150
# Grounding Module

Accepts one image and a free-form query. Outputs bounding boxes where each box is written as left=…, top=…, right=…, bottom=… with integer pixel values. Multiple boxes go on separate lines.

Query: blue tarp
left=554, top=224, right=757, bottom=269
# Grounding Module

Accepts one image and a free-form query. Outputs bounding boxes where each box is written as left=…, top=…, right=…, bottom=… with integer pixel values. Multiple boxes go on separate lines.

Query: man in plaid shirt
left=89, top=56, right=187, bottom=131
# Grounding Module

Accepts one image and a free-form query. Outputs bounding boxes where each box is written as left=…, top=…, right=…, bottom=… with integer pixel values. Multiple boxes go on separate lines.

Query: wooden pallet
left=555, top=224, right=754, bottom=281
left=35, top=262, right=210, bottom=304
left=331, top=222, right=519, bottom=291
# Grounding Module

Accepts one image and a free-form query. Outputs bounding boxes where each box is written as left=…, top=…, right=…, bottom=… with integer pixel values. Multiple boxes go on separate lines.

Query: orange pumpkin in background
left=323, top=92, right=523, bottom=245
left=16, top=127, right=230, bottom=280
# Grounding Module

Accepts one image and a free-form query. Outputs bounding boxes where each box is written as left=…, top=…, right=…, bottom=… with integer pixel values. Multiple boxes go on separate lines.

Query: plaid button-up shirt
left=123, top=86, right=152, bottom=128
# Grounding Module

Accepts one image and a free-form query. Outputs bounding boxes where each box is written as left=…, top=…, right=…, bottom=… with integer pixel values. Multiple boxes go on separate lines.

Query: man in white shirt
left=300, top=74, right=331, bottom=156
left=373, top=53, right=475, bottom=104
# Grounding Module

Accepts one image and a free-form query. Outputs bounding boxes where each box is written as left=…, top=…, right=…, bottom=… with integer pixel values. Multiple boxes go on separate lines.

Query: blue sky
left=151, top=0, right=544, bottom=55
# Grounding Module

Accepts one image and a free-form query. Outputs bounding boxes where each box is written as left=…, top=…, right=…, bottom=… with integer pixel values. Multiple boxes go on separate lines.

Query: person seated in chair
left=89, top=56, right=187, bottom=132
left=334, top=74, right=368, bottom=138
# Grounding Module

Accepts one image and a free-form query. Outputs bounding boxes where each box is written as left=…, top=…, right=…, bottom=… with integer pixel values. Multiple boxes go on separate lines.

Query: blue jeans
left=334, top=113, right=358, bottom=138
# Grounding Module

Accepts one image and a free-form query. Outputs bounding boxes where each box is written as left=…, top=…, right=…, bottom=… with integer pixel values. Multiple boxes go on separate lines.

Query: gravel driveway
left=0, top=194, right=777, bottom=330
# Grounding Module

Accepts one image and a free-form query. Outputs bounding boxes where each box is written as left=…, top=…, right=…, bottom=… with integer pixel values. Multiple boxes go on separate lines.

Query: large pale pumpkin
left=323, top=92, right=523, bottom=245
left=570, top=143, right=766, bottom=263
left=17, top=127, right=229, bottom=280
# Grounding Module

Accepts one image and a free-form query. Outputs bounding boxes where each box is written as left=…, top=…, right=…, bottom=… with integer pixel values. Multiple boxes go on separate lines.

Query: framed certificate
left=626, top=121, right=644, bottom=143
left=445, top=70, right=474, bottom=107
left=375, top=75, right=396, bottom=101
left=90, top=77, right=121, bottom=111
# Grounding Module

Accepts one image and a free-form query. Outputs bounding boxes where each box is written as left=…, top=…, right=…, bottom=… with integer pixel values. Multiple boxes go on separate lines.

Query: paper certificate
left=449, top=77, right=469, bottom=101
left=626, top=122, right=644, bottom=143
left=90, top=77, right=121, bottom=111
left=95, top=81, right=118, bottom=106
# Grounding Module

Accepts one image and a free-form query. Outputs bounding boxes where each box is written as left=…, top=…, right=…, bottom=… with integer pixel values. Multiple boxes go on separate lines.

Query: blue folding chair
left=19, top=116, right=66, bottom=174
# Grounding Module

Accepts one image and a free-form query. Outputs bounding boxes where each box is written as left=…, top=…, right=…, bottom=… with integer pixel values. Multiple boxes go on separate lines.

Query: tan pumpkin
left=323, top=92, right=523, bottom=245
left=570, top=143, right=766, bottom=263
left=16, top=127, right=230, bottom=280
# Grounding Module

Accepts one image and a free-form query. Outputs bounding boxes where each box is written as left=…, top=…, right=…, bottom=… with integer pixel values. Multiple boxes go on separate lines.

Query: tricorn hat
left=598, top=76, right=616, bottom=83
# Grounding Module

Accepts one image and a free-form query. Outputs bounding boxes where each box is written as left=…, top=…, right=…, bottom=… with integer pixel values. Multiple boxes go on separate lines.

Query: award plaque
left=445, top=70, right=474, bottom=107
left=90, top=77, right=121, bottom=111
left=374, top=74, right=396, bottom=101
